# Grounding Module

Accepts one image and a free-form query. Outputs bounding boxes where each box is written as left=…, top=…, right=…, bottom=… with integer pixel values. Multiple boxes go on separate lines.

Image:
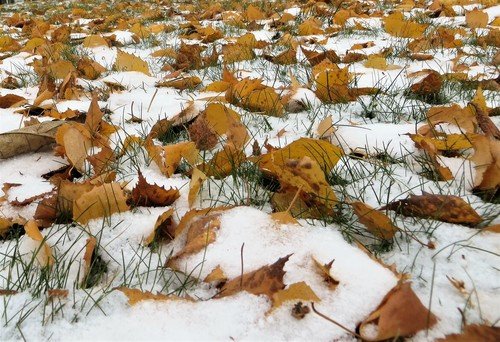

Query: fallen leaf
left=437, top=324, right=500, bottom=341
left=0, top=94, right=26, bottom=108
left=24, top=220, right=54, bottom=267
left=216, top=254, right=291, bottom=298
left=465, top=9, right=488, bottom=29
left=384, top=12, right=428, bottom=38
left=359, top=282, right=437, bottom=341
left=117, top=287, right=188, bottom=305
left=312, top=257, right=339, bottom=289
left=0, top=121, right=65, bottom=159
left=114, top=49, right=151, bottom=75
left=73, top=183, right=129, bottom=224
left=131, top=171, right=180, bottom=207
left=188, top=168, right=207, bottom=208
left=144, top=208, right=175, bottom=245
left=271, top=281, right=320, bottom=311
left=381, top=192, right=482, bottom=226
left=352, top=202, right=400, bottom=240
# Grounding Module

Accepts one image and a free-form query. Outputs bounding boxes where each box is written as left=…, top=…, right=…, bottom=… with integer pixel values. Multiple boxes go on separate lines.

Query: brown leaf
left=131, top=171, right=179, bottom=207
left=0, top=94, right=26, bottom=108
left=216, top=254, right=291, bottom=299
left=144, top=208, right=175, bottom=245
left=438, top=324, right=500, bottom=341
left=359, top=282, right=437, bottom=341
left=381, top=193, right=482, bottom=226
left=410, top=71, right=442, bottom=96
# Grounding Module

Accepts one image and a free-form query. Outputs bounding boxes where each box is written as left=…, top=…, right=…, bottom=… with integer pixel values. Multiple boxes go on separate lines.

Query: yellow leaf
left=466, top=9, right=488, bottom=29
left=409, top=133, right=473, bottom=151
left=223, top=44, right=255, bottom=64
left=73, top=183, right=129, bottom=224
left=364, top=55, right=400, bottom=70
left=203, top=103, right=241, bottom=135
left=114, top=49, right=150, bottom=75
left=351, top=202, right=399, bottom=240
left=384, top=12, right=428, bottom=38
left=48, top=60, right=76, bottom=79
left=317, top=116, right=335, bottom=138
left=315, top=66, right=354, bottom=103
left=117, top=287, right=188, bottom=305
left=312, top=257, right=339, bottom=289
left=270, top=211, right=300, bottom=225
left=82, top=35, right=108, bottom=48
left=244, top=87, right=284, bottom=117
left=271, top=281, right=320, bottom=311
left=156, top=76, right=202, bottom=90
left=245, top=4, right=265, bottom=21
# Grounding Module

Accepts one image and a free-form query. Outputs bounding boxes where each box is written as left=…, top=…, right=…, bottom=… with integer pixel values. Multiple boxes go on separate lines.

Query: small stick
left=147, top=88, right=159, bottom=113
left=311, top=303, right=363, bottom=340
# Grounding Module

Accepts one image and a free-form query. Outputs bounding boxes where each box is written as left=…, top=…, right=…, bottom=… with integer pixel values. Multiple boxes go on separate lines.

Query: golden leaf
left=114, top=49, right=150, bottom=75
left=73, top=183, right=130, bottom=224
left=82, top=35, right=108, bottom=48
left=271, top=282, right=320, bottom=311
left=145, top=208, right=175, bottom=245
left=351, top=202, right=399, bottom=240
left=117, top=287, right=188, bottom=306
left=384, top=12, right=428, bottom=38
left=465, top=9, right=488, bottom=29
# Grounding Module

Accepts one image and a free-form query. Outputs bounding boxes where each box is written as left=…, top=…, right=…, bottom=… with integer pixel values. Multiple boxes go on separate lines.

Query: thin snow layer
left=174, top=207, right=398, bottom=340
left=0, top=207, right=397, bottom=341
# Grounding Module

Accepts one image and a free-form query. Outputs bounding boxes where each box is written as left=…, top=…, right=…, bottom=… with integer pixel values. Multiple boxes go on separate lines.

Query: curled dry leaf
left=0, top=94, right=26, bottom=108
left=216, top=254, right=291, bottom=299
left=131, top=171, right=180, bottom=207
left=381, top=192, right=482, bottom=226
left=204, top=265, right=227, bottom=284
left=73, top=183, right=129, bottom=224
left=24, top=220, right=54, bottom=267
left=359, top=282, right=437, bottom=341
left=352, top=202, right=399, bottom=240
left=312, top=256, right=339, bottom=290
left=0, top=121, right=65, bottom=159
left=470, top=135, right=500, bottom=190
left=144, top=208, right=175, bottom=246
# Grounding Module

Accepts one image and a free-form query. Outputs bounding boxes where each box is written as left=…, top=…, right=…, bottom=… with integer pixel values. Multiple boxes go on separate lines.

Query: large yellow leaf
left=351, top=202, right=399, bottom=240
left=271, top=281, right=320, bottom=312
left=114, top=49, right=151, bottom=75
left=24, top=220, right=54, bottom=267
left=73, top=183, right=129, bottom=224
left=384, top=12, right=428, bottom=38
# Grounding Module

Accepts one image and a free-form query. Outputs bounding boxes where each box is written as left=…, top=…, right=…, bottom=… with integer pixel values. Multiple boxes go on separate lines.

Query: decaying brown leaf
left=438, top=324, right=500, bottom=341
left=0, top=121, right=64, bottom=159
left=216, top=254, right=291, bottom=299
left=381, top=192, right=482, bottom=226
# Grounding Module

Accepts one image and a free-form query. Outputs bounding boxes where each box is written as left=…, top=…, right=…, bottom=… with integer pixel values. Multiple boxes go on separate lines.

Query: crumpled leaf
left=131, top=171, right=179, bottom=207
left=144, top=208, right=175, bottom=245
left=312, top=256, right=339, bottom=290
left=359, top=282, right=437, bottom=341
left=216, top=254, right=291, bottom=299
left=352, top=202, right=399, bottom=240
left=0, top=121, right=65, bottom=159
left=381, top=192, right=482, bottom=226
left=73, top=183, right=130, bottom=224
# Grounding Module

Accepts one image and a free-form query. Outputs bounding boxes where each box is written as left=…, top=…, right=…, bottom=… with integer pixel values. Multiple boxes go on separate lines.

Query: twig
left=311, top=302, right=363, bottom=339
